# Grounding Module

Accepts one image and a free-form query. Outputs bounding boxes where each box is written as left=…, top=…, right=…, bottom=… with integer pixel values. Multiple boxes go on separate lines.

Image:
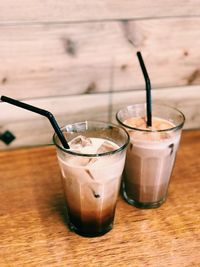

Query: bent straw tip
left=0, top=96, right=7, bottom=103
left=1, top=95, right=12, bottom=102
left=0, top=95, right=70, bottom=149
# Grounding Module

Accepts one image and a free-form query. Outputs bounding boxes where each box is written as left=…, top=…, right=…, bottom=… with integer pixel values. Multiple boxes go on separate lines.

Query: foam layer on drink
left=124, top=117, right=176, bottom=142
left=124, top=116, right=174, bottom=131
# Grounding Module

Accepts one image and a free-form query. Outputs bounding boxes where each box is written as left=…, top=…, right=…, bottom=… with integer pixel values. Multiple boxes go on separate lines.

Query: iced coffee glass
left=116, top=104, right=185, bottom=208
left=53, top=121, right=129, bottom=237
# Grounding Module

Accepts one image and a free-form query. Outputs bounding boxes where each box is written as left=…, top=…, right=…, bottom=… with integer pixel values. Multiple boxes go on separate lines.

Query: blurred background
left=0, top=0, right=200, bottom=149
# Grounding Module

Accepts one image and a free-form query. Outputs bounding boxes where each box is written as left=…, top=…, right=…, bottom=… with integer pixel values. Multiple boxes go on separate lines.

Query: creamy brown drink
left=116, top=104, right=185, bottom=208
left=124, top=117, right=180, bottom=204
left=58, top=137, right=124, bottom=236
left=53, top=121, right=129, bottom=236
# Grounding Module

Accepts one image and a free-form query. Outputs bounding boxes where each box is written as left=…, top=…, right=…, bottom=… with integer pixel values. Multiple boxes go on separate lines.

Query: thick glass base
left=123, top=190, right=166, bottom=209
left=69, top=222, right=113, bottom=237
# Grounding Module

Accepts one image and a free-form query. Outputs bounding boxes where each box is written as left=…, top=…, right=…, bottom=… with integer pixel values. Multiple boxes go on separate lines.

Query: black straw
left=136, top=51, right=152, bottom=127
left=0, top=95, right=70, bottom=149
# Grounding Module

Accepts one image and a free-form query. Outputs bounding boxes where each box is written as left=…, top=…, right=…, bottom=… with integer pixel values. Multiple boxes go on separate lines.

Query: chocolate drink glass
left=53, top=121, right=129, bottom=237
left=116, top=104, right=185, bottom=208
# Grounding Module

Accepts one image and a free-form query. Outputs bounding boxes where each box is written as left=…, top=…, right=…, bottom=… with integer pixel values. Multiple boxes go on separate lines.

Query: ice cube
left=85, top=169, right=95, bottom=179
left=66, top=155, right=92, bottom=167
left=87, top=157, right=98, bottom=165
left=70, top=135, right=92, bottom=151
left=135, top=117, right=146, bottom=128
left=97, top=141, right=116, bottom=154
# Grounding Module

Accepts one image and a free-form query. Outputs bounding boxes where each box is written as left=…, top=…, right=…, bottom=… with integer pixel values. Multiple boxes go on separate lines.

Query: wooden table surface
left=0, top=130, right=199, bottom=267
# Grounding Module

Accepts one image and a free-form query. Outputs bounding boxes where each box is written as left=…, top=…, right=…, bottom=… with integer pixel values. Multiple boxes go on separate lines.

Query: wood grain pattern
left=0, top=93, right=110, bottom=149
left=1, top=18, right=200, bottom=98
left=0, top=0, right=200, bottom=23
left=111, top=85, right=200, bottom=129
left=0, top=1, right=200, bottom=152
left=0, top=130, right=199, bottom=266
left=0, top=85, right=200, bottom=149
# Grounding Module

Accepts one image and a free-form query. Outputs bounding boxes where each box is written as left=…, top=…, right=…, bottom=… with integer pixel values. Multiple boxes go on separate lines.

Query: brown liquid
left=123, top=117, right=180, bottom=208
left=67, top=205, right=116, bottom=237
left=124, top=181, right=168, bottom=203
left=63, top=174, right=121, bottom=236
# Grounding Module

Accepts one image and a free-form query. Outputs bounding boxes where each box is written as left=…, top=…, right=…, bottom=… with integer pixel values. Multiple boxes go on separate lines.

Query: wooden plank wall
left=0, top=0, right=200, bottom=149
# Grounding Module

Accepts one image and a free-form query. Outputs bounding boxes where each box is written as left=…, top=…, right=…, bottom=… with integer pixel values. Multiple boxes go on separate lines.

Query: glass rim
left=116, top=103, right=185, bottom=133
left=53, top=120, right=130, bottom=157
